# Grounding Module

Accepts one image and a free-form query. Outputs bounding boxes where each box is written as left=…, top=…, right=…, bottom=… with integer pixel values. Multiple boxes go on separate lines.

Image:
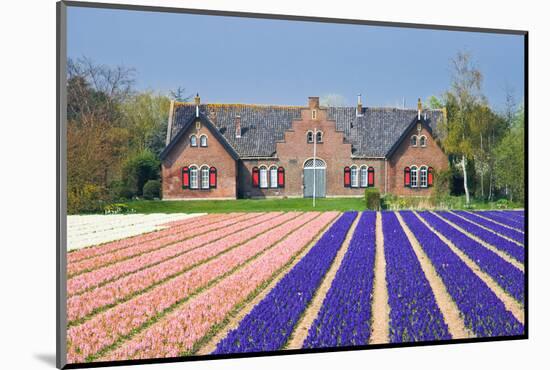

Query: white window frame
left=190, top=135, right=197, bottom=147
left=259, top=166, right=268, bottom=189
left=411, top=135, right=418, bottom=147
left=420, top=135, right=427, bottom=147
left=316, top=131, right=323, bottom=143
left=360, top=166, right=368, bottom=187
left=199, top=135, right=208, bottom=147
left=420, top=166, right=428, bottom=188
left=350, top=166, right=359, bottom=188
left=201, top=166, right=210, bottom=189
left=410, top=166, right=418, bottom=188
left=307, top=131, right=314, bottom=143
left=269, top=166, right=278, bottom=188
left=190, top=166, right=199, bottom=189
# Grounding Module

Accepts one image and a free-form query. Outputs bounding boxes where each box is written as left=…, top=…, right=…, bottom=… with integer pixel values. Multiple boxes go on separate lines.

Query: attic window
left=316, top=131, right=323, bottom=143
left=419, top=135, right=427, bottom=147
left=307, top=131, right=314, bottom=143
left=312, top=110, right=317, bottom=120
left=190, top=135, right=197, bottom=147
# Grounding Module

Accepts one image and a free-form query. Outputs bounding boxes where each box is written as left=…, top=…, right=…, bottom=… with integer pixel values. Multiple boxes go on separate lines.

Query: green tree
left=122, top=150, right=161, bottom=196
left=439, top=52, right=485, bottom=204
left=120, top=92, right=171, bottom=156
left=493, top=107, right=524, bottom=202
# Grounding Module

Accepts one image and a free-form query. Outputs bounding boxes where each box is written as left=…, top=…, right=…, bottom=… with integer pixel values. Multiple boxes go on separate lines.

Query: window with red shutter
left=252, top=167, right=259, bottom=187
left=182, top=167, right=190, bottom=188
left=428, top=167, right=434, bottom=186
left=344, top=166, right=351, bottom=187
left=368, top=167, right=375, bottom=187
left=277, top=167, right=285, bottom=187
left=209, top=167, right=217, bottom=188
left=404, top=167, right=411, bottom=187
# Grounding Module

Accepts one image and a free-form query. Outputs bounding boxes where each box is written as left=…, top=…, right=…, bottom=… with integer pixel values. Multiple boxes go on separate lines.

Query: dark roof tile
left=169, top=103, right=443, bottom=158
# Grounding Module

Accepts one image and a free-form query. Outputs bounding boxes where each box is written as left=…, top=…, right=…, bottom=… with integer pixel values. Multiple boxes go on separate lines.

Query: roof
left=166, top=102, right=443, bottom=158
left=160, top=111, right=239, bottom=160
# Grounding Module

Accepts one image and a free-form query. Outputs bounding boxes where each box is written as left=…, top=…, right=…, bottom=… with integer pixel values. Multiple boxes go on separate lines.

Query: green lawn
left=127, top=197, right=367, bottom=214
left=105, top=195, right=523, bottom=215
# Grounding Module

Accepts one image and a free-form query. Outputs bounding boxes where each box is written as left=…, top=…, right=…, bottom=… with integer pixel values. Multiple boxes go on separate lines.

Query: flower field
left=66, top=209, right=525, bottom=364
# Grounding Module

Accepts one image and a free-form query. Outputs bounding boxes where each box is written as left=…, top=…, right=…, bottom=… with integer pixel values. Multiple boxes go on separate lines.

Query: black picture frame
left=56, top=1, right=528, bottom=368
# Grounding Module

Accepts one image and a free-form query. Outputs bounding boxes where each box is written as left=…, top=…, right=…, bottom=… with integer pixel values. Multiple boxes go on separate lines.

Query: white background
left=0, top=0, right=546, bottom=369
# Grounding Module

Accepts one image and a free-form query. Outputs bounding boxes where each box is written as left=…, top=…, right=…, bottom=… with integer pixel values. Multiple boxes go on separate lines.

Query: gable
left=160, top=112, right=239, bottom=161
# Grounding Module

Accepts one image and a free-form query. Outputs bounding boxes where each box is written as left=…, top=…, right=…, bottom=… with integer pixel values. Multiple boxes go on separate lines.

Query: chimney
left=417, top=97, right=422, bottom=120
left=235, top=115, right=241, bottom=138
left=195, top=93, right=200, bottom=117
left=356, top=94, right=363, bottom=116
left=308, top=96, right=320, bottom=109
left=166, top=100, right=175, bottom=145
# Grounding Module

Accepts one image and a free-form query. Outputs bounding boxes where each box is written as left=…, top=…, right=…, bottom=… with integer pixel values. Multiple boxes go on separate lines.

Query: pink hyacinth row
left=99, top=212, right=339, bottom=362
left=67, top=212, right=278, bottom=296
left=67, top=213, right=233, bottom=264
left=67, top=212, right=303, bottom=323
left=68, top=213, right=257, bottom=276
left=66, top=212, right=328, bottom=363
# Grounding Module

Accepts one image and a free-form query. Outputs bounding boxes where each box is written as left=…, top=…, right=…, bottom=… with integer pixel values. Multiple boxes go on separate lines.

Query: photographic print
left=57, top=1, right=527, bottom=368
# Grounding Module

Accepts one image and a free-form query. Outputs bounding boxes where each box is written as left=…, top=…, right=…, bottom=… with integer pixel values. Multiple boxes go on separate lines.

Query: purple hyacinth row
left=212, top=212, right=357, bottom=354
left=498, top=210, right=524, bottom=220
left=418, top=212, right=524, bottom=304
left=436, top=212, right=524, bottom=263
left=454, top=211, right=524, bottom=244
left=479, top=211, right=524, bottom=230
left=382, top=212, right=451, bottom=343
left=303, top=211, right=377, bottom=348
left=400, top=212, right=523, bottom=337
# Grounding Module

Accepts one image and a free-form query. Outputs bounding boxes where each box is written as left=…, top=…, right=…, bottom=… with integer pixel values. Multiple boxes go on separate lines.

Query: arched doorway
left=303, top=158, right=326, bottom=198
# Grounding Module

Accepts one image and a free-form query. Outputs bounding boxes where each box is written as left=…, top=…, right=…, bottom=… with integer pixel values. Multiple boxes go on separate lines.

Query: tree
left=493, top=107, right=524, bottom=202
left=66, top=57, right=136, bottom=212
left=67, top=57, right=135, bottom=125
left=439, top=52, right=485, bottom=204
left=122, top=150, right=161, bottom=196
left=169, top=87, right=192, bottom=103
left=120, top=92, right=171, bottom=156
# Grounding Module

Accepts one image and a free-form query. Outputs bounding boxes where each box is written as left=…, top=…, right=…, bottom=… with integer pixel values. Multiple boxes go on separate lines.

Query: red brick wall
left=238, top=101, right=385, bottom=198
left=161, top=120, right=237, bottom=199
left=161, top=101, right=448, bottom=199
left=387, top=122, right=448, bottom=196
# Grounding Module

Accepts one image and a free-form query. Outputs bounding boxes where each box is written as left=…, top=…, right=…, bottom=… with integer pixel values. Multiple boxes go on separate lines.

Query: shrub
left=364, top=188, right=381, bottom=210
left=143, top=180, right=161, bottom=200
left=68, top=183, right=108, bottom=214
left=104, top=203, right=135, bottom=214
left=109, top=180, right=135, bottom=200
left=433, top=168, right=452, bottom=201
left=495, top=198, right=511, bottom=209
left=122, top=150, right=160, bottom=196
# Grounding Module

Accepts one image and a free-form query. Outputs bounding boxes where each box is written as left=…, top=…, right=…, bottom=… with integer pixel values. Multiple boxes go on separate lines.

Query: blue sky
left=67, top=6, right=524, bottom=111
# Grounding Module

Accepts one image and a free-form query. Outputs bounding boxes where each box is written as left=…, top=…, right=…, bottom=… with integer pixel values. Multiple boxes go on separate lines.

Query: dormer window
left=312, top=110, right=317, bottom=120
left=307, top=131, right=314, bottom=143
left=200, top=135, right=208, bottom=147
left=410, top=135, right=418, bottom=147
left=190, top=135, right=197, bottom=147
left=316, top=131, right=323, bottom=143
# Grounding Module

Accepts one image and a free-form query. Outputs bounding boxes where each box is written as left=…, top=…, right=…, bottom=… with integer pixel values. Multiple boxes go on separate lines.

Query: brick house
left=160, top=95, right=448, bottom=200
